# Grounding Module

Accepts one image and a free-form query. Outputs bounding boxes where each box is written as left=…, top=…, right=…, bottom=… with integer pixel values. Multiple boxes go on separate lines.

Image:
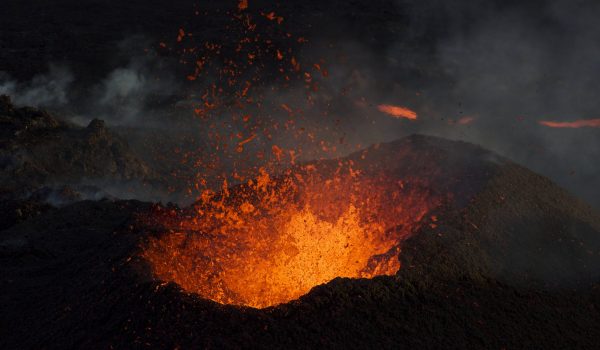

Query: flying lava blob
left=377, top=104, right=418, bottom=120
left=539, top=119, right=600, bottom=128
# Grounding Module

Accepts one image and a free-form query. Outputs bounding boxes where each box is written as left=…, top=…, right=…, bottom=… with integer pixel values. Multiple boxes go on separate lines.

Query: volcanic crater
left=4, top=132, right=600, bottom=349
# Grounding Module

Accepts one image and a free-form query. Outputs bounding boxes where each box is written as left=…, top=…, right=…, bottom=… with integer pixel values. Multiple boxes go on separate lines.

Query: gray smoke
left=1, top=1, right=599, bottom=208
left=292, top=0, right=600, bottom=207
left=87, top=56, right=182, bottom=126
left=426, top=0, right=600, bottom=207
left=0, top=65, right=74, bottom=108
left=0, top=36, right=183, bottom=128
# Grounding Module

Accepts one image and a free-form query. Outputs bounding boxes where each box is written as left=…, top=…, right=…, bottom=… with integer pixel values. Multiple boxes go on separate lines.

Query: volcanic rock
left=0, top=95, right=155, bottom=202
left=1, top=135, right=600, bottom=349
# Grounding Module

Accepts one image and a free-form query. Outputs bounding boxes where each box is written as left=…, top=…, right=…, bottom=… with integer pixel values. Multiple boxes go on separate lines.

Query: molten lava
left=142, top=161, right=440, bottom=308
left=377, top=104, right=418, bottom=120
left=142, top=3, right=441, bottom=308
left=539, top=118, right=600, bottom=128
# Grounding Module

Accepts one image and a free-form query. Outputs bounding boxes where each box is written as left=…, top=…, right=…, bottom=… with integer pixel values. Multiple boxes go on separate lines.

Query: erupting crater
left=141, top=159, right=441, bottom=308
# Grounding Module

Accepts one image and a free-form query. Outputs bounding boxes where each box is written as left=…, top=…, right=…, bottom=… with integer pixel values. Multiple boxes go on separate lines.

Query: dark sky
left=1, top=0, right=599, bottom=207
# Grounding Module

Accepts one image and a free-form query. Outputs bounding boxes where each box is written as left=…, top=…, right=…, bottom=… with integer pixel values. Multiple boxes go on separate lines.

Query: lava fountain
left=138, top=1, right=444, bottom=309
left=141, top=154, right=442, bottom=308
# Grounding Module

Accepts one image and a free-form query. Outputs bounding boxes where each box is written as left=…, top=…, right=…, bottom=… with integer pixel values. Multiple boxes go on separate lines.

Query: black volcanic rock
left=1, top=135, right=600, bottom=349
left=401, top=162, right=600, bottom=288
left=0, top=95, right=62, bottom=141
left=0, top=96, right=155, bottom=200
left=86, top=118, right=106, bottom=133
left=0, top=95, right=14, bottom=114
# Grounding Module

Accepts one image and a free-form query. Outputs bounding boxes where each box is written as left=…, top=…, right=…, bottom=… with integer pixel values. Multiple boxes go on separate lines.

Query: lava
left=539, top=119, right=600, bottom=128
left=457, top=116, right=475, bottom=125
left=377, top=104, right=418, bottom=120
left=142, top=160, right=440, bottom=308
left=140, top=2, right=438, bottom=309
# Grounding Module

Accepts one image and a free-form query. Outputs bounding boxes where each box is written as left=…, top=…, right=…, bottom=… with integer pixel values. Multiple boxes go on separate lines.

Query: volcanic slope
left=1, top=135, right=600, bottom=349
left=0, top=95, right=159, bottom=229
left=0, top=95, right=153, bottom=195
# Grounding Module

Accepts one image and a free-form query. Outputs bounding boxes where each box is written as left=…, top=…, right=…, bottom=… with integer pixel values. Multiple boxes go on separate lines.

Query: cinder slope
left=1, top=135, right=599, bottom=349
left=0, top=95, right=153, bottom=196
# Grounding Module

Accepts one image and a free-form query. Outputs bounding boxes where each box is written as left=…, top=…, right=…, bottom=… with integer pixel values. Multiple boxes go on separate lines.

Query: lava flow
left=141, top=159, right=441, bottom=308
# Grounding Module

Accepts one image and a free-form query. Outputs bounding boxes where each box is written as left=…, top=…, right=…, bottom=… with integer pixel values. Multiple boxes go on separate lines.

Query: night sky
left=2, top=0, right=599, bottom=207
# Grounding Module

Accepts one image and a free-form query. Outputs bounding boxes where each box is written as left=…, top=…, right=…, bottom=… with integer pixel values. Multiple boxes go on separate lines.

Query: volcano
left=2, top=132, right=600, bottom=349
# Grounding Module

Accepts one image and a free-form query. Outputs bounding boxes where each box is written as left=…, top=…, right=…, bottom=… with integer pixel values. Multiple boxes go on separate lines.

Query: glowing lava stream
left=142, top=164, right=438, bottom=308
left=539, top=118, right=600, bottom=128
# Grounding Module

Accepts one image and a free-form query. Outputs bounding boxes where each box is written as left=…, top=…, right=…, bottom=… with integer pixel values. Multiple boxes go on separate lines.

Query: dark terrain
left=2, top=128, right=600, bottom=349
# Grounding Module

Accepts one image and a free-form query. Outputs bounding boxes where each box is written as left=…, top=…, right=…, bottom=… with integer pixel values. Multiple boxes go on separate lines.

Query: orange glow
left=263, top=11, right=284, bottom=24
left=142, top=3, right=439, bottom=310
left=177, top=28, right=185, bottom=42
left=280, top=103, right=293, bottom=113
left=457, top=116, right=475, bottom=125
left=141, top=161, right=440, bottom=308
left=377, top=104, right=417, bottom=120
left=539, top=119, right=600, bottom=128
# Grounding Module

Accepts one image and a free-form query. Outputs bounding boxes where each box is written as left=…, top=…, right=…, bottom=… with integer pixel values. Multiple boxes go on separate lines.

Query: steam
left=0, top=65, right=74, bottom=108
left=87, top=55, right=182, bottom=126
left=1, top=42, right=182, bottom=128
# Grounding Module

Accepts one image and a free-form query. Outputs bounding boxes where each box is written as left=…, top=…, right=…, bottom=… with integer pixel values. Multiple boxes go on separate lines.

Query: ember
left=140, top=1, right=438, bottom=309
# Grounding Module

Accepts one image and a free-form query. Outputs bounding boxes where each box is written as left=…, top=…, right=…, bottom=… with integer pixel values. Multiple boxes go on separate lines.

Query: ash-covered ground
left=1, top=0, right=600, bottom=349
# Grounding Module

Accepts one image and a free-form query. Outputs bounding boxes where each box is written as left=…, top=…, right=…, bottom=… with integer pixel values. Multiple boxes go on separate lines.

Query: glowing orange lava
left=141, top=161, right=439, bottom=308
left=377, top=104, right=418, bottom=120
left=539, top=119, right=600, bottom=128
left=142, top=2, right=439, bottom=309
